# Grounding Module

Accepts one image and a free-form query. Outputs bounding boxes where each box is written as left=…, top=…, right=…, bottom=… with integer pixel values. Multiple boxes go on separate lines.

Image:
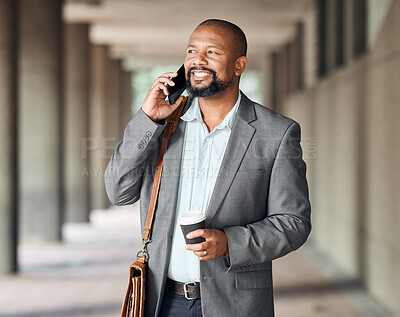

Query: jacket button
left=138, top=144, right=144, bottom=150
left=146, top=131, right=152, bottom=137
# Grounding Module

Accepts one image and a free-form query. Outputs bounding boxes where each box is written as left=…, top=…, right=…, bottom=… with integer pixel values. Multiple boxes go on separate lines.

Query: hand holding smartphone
left=167, top=64, right=186, bottom=104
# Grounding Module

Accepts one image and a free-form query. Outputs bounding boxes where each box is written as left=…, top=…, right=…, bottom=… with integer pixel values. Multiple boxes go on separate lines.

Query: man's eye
left=187, top=50, right=195, bottom=54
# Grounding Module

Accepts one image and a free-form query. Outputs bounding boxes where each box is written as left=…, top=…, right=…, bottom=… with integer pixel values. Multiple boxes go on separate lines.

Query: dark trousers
left=159, top=288, right=203, bottom=317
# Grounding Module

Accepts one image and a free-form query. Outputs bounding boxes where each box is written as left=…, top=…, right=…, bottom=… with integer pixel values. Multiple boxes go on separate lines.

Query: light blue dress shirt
left=167, top=94, right=241, bottom=283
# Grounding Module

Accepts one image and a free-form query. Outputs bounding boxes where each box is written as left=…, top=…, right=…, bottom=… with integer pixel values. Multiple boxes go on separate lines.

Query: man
left=105, top=19, right=311, bottom=317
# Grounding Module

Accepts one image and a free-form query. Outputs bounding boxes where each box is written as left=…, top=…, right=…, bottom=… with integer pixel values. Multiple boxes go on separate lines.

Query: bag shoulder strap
left=141, top=97, right=188, bottom=256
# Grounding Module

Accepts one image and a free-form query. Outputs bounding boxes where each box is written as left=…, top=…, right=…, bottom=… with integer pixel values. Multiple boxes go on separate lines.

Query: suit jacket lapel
left=205, top=93, right=257, bottom=226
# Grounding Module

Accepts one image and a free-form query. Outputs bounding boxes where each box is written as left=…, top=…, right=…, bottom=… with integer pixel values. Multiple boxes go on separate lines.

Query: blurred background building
left=0, top=0, right=399, bottom=315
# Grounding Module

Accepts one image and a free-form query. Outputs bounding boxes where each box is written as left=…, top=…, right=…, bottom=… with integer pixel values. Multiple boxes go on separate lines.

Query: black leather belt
left=166, top=278, right=201, bottom=300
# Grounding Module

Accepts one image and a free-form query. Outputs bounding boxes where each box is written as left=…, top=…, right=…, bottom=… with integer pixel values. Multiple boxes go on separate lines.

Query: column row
left=0, top=0, right=133, bottom=273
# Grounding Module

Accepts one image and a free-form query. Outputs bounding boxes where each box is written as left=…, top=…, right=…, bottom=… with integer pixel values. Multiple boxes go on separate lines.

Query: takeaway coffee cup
left=179, top=211, right=206, bottom=244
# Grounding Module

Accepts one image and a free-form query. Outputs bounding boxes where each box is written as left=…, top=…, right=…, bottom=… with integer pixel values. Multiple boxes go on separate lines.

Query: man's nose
left=192, top=52, right=207, bottom=66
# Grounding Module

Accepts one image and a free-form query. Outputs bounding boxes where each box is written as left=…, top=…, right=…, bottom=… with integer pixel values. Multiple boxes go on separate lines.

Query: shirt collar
left=181, top=93, right=241, bottom=131
left=181, top=97, right=202, bottom=122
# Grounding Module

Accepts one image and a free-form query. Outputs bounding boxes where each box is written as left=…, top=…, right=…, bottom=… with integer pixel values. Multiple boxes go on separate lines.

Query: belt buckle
left=183, top=282, right=197, bottom=300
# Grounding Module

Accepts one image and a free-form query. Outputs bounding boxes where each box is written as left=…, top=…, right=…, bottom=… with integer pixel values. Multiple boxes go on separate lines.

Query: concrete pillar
left=297, top=23, right=304, bottom=90
left=303, top=7, right=318, bottom=87
left=353, top=0, right=367, bottom=57
left=335, top=0, right=345, bottom=67
left=345, top=0, right=355, bottom=64
left=105, top=58, right=120, bottom=159
left=0, top=0, right=18, bottom=273
left=287, top=30, right=301, bottom=93
left=119, top=68, right=133, bottom=140
left=272, top=48, right=288, bottom=113
left=63, top=24, right=90, bottom=223
left=317, top=0, right=327, bottom=77
left=325, top=0, right=337, bottom=74
left=18, top=0, right=63, bottom=242
left=89, top=45, right=109, bottom=210
left=286, top=23, right=305, bottom=94
left=260, top=53, right=274, bottom=110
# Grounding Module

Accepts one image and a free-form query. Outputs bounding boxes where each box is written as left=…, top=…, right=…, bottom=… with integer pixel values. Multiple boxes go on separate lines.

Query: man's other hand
left=185, top=229, right=229, bottom=261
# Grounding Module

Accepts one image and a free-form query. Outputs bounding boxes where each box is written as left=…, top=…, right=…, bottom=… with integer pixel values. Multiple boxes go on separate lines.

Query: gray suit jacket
left=105, top=92, right=311, bottom=317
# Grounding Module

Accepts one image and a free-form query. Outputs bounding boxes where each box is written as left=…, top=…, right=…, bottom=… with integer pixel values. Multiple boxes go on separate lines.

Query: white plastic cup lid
left=179, top=211, right=206, bottom=225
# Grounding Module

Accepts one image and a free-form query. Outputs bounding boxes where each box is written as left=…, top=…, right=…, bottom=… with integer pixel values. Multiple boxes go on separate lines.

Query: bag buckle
left=183, top=282, right=197, bottom=300
left=136, top=239, right=151, bottom=261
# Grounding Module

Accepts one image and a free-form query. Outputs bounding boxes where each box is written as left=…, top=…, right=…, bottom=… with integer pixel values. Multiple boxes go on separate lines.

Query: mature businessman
left=105, top=19, right=311, bottom=317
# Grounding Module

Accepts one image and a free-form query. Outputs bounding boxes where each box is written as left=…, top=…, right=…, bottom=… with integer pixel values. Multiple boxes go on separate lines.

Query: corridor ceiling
left=64, top=0, right=314, bottom=70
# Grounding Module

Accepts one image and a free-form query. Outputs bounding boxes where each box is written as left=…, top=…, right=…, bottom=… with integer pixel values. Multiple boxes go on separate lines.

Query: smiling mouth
left=192, top=71, right=211, bottom=79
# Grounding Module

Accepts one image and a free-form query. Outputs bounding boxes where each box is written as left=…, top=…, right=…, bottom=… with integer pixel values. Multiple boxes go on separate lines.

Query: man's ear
left=235, top=56, right=247, bottom=76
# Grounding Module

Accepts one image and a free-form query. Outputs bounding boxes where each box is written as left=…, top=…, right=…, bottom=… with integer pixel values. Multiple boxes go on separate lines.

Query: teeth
left=194, top=72, right=209, bottom=77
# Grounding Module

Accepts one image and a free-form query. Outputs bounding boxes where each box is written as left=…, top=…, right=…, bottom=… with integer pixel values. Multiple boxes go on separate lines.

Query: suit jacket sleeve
left=104, top=109, right=166, bottom=206
left=222, top=122, right=311, bottom=272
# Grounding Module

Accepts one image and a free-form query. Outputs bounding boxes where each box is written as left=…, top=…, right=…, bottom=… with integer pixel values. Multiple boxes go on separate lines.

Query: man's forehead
left=188, top=25, right=232, bottom=47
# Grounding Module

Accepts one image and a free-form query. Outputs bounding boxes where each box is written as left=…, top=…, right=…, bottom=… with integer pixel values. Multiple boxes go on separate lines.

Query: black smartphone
left=167, top=64, right=186, bottom=104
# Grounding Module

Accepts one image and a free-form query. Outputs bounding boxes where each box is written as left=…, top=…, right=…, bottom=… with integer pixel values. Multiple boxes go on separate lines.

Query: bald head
left=197, top=19, right=247, bottom=58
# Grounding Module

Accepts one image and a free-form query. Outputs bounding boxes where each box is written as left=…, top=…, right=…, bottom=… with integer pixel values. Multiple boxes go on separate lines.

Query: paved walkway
left=0, top=204, right=391, bottom=317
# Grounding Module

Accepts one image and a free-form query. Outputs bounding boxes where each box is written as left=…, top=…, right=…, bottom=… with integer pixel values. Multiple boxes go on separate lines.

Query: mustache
left=187, top=67, right=217, bottom=77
